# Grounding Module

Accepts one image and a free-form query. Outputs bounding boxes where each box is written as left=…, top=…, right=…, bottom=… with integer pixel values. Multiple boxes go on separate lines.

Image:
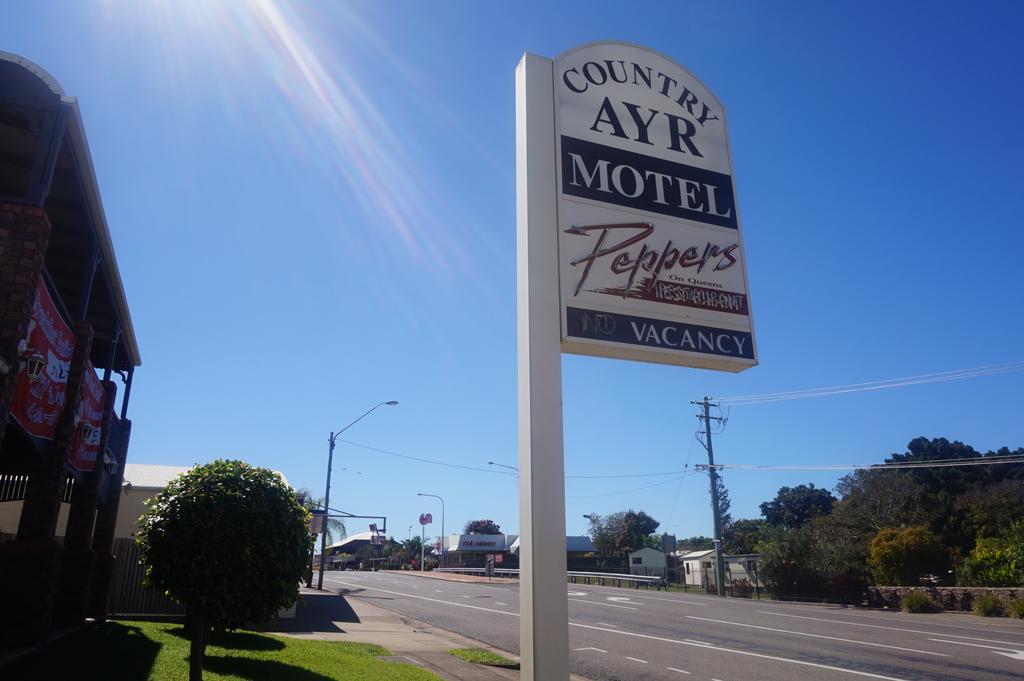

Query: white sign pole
left=516, top=52, right=570, bottom=681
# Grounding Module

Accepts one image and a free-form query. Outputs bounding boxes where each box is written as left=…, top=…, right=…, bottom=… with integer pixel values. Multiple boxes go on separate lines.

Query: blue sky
left=4, top=1, right=1021, bottom=543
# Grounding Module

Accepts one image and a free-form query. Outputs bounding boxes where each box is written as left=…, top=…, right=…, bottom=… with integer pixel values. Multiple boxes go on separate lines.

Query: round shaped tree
left=137, top=460, right=310, bottom=680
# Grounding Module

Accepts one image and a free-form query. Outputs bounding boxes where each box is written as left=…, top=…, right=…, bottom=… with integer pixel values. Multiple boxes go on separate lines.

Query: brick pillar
left=87, top=418, right=131, bottom=622
left=0, top=321, right=93, bottom=647
left=0, top=203, right=51, bottom=447
left=53, top=380, right=117, bottom=626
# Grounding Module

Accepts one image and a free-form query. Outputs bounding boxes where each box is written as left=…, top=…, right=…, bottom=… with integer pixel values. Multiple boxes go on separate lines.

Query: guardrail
left=434, top=567, right=665, bottom=590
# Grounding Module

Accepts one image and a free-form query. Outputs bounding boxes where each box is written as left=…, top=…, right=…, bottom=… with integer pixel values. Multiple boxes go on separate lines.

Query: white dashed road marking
left=569, top=598, right=637, bottom=610
left=761, top=611, right=1023, bottom=646
left=928, top=639, right=1024, bottom=661
left=573, top=647, right=607, bottom=653
left=625, top=656, right=648, bottom=664
left=667, top=668, right=690, bottom=674
left=687, top=615, right=948, bottom=657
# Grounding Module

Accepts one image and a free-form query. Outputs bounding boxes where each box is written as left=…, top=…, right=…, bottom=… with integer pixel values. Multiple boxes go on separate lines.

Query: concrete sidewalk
left=268, top=586, right=521, bottom=681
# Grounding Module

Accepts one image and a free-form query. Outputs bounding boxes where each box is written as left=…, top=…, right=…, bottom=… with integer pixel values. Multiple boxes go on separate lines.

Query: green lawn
left=6, top=620, right=440, bottom=681
left=447, top=648, right=519, bottom=668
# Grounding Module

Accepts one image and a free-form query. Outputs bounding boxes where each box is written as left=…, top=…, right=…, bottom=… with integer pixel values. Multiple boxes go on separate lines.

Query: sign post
left=517, top=52, right=570, bottom=681
left=517, top=41, right=756, bottom=680
left=419, top=513, right=432, bottom=572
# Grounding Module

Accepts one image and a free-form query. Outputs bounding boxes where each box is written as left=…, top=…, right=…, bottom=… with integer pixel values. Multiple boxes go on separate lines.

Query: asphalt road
left=322, top=571, right=1024, bottom=681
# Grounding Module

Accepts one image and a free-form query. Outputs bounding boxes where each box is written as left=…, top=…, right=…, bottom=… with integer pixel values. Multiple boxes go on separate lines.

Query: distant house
left=677, top=549, right=760, bottom=590
left=629, top=547, right=667, bottom=578
left=679, top=549, right=716, bottom=586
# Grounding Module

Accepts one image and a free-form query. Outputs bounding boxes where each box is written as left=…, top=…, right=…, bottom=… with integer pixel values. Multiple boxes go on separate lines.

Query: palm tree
left=296, top=488, right=346, bottom=544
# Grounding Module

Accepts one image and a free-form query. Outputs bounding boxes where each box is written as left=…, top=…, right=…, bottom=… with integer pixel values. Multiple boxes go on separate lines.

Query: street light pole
left=417, top=493, right=445, bottom=567
left=487, top=461, right=519, bottom=473
left=317, top=400, right=398, bottom=591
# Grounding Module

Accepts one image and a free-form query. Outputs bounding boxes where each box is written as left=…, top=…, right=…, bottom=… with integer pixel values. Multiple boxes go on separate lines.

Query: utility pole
left=692, top=396, right=727, bottom=597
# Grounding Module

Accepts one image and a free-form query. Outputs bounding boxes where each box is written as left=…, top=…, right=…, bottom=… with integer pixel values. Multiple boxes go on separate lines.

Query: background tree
left=958, top=520, right=1024, bottom=587
left=956, top=478, right=1024, bottom=541
left=588, top=510, right=661, bottom=561
left=760, top=483, right=836, bottom=529
left=723, top=519, right=768, bottom=554
left=752, top=525, right=818, bottom=600
left=867, top=526, right=946, bottom=586
left=137, top=460, right=310, bottom=681
left=400, top=536, right=423, bottom=567
left=802, top=515, right=867, bottom=575
left=715, top=475, right=733, bottom=528
left=676, top=536, right=715, bottom=552
left=832, top=470, right=926, bottom=534
left=886, top=438, right=1024, bottom=553
left=295, top=487, right=346, bottom=544
left=463, top=519, right=502, bottom=534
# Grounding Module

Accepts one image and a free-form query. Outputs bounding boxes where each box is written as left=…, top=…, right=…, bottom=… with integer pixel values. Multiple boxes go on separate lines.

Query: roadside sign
left=308, top=511, right=325, bottom=536
left=552, top=43, right=757, bottom=372
left=369, top=523, right=378, bottom=532
left=516, top=41, right=756, bottom=681
left=419, top=513, right=432, bottom=526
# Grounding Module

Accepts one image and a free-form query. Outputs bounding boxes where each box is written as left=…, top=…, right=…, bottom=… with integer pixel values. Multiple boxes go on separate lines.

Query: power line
left=717, top=360, right=1024, bottom=406
left=566, top=473, right=696, bottom=499
left=700, top=455, right=1024, bottom=472
left=339, top=439, right=687, bottom=479
left=665, top=430, right=701, bottom=531
left=566, top=470, right=686, bottom=479
left=339, top=440, right=513, bottom=475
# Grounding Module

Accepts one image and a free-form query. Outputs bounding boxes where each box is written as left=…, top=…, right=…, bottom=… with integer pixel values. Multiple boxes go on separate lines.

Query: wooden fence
left=107, top=537, right=184, bottom=616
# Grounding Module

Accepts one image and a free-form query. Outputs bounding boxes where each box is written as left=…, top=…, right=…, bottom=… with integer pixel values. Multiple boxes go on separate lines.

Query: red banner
left=68, top=361, right=103, bottom=472
left=9, top=279, right=75, bottom=441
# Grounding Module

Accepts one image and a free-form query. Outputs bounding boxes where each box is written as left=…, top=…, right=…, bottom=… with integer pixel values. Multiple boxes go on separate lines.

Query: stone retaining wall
left=868, top=585, right=1023, bottom=611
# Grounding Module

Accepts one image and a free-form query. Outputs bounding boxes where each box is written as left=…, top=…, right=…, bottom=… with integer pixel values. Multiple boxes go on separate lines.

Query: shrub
left=868, top=526, right=946, bottom=586
left=1008, top=597, right=1024, bottom=619
left=901, top=590, right=940, bottom=613
left=137, top=460, right=311, bottom=681
left=731, top=578, right=754, bottom=598
left=959, top=537, right=1024, bottom=587
left=972, top=592, right=1005, bottom=617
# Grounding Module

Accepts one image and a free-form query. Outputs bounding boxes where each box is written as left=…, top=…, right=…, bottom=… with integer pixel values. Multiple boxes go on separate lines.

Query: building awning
left=0, top=51, right=140, bottom=371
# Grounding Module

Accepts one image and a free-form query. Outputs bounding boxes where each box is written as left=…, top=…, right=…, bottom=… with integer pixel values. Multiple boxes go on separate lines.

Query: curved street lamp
left=417, top=492, right=445, bottom=567
left=487, top=461, right=519, bottom=473
left=317, top=400, right=398, bottom=590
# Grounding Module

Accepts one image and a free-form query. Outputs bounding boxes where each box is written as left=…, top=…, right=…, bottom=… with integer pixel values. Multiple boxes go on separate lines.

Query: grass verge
left=6, top=620, right=440, bottom=681
left=447, top=648, right=520, bottom=668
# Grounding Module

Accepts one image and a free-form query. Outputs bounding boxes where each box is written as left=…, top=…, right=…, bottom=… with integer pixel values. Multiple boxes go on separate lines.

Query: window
left=631, top=557, right=642, bottom=565
left=685, top=564, right=691, bottom=574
